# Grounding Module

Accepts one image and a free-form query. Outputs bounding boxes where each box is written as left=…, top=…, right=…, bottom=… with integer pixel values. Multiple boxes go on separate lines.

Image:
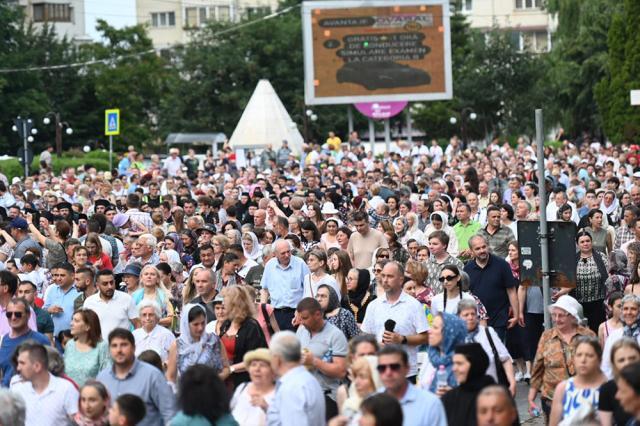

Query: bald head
left=274, top=240, right=292, bottom=266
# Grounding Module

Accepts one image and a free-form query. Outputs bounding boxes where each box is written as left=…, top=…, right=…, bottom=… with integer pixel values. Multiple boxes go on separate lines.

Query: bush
left=0, top=154, right=111, bottom=181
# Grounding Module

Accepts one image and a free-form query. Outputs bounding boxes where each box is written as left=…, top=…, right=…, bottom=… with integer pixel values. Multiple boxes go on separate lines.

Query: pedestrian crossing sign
left=105, top=109, right=120, bottom=136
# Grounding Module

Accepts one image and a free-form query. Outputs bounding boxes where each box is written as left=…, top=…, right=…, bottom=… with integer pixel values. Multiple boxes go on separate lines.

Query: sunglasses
left=6, top=311, right=23, bottom=319
left=438, top=275, right=458, bottom=283
left=374, top=268, right=382, bottom=273
left=377, top=255, right=389, bottom=259
left=377, top=363, right=402, bottom=373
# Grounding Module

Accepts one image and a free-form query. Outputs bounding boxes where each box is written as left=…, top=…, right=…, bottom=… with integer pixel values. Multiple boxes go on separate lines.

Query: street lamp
left=12, top=117, right=37, bottom=177
left=43, top=112, right=73, bottom=157
left=302, top=107, right=317, bottom=143
left=459, top=108, right=477, bottom=148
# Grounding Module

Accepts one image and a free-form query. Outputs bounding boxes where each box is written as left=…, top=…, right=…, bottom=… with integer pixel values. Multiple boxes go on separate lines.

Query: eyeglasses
left=376, top=363, right=402, bottom=373
left=5, top=311, right=23, bottom=319
left=438, top=275, right=458, bottom=283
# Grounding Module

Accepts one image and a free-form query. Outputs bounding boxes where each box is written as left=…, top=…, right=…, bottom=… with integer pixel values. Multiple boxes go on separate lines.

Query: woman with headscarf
left=441, top=343, right=496, bottom=426
left=601, top=190, right=621, bottom=227
left=347, top=268, right=375, bottom=324
left=423, top=211, right=459, bottom=257
left=159, top=248, right=181, bottom=265
left=417, top=312, right=467, bottom=394
left=316, top=284, right=360, bottom=341
left=242, top=231, right=263, bottom=264
left=393, top=217, right=409, bottom=246
left=166, top=303, right=230, bottom=384
left=404, top=212, right=427, bottom=246
left=164, top=232, right=184, bottom=256
left=605, top=250, right=629, bottom=297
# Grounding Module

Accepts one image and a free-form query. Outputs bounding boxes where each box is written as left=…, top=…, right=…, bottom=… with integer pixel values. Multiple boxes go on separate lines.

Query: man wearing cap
left=9, top=218, right=41, bottom=261
left=195, top=224, right=216, bottom=248
left=94, top=199, right=111, bottom=216
left=163, top=148, right=183, bottom=177
left=84, top=269, right=139, bottom=339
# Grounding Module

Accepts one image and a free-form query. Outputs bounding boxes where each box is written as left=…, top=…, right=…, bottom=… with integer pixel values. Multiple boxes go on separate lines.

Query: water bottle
left=436, top=365, right=448, bottom=389
left=532, top=408, right=541, bottom=417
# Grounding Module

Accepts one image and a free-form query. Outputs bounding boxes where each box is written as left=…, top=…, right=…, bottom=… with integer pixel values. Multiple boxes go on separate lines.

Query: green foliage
left=0, top=151, right=110, bottom=180
left=546, top=0, right=619, bottom=138
left=594, top=0, right=640, bottom=144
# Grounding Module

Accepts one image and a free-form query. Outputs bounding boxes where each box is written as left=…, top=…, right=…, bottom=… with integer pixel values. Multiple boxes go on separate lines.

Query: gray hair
left=0, top=389, right=26, bottom=426
left=138, top=233, right=158, bottom=249
left=45, top=346, right=65, bottom=376
left=270, top=331, right=301, bottom=363
left=262, top=244, right=275, bottom=258
left=468, top=234, right=488, bottom=249
left=457, top=298, right=478, bottom=315
left=138, top=299, right=162, bottom=319
left=622, top=294, right=640, bottom=307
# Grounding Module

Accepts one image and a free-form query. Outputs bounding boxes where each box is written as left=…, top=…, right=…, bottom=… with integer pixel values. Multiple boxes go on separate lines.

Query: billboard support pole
left=406, top=107, right=413, bottom=144
left=347, top=106, right=354, bottom=134
left=536, top=109, right=551, bottom=330
left=384, top=119, right=391, bottom=152
left=368, top=119, right=375, bottom=155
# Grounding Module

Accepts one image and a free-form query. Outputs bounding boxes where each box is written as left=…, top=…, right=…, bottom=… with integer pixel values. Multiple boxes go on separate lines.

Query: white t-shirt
left=163, top=156, right=183, bottom=176
left=361, top=292, right=429, bottom=376
left=83, top=291, right=138, bottom=340
left=303, top=274, right=341, bottom=300
left=231, top=382, right=275, bottom=426
left=11, top=373, right=79, bottom=426
left=133, top=325, right=176, bottom=362
left=430, top=292, right=477, bottom=317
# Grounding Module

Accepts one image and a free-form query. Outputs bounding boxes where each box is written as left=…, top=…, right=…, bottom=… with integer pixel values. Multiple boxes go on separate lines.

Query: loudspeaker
left=517, top=221, right=577, bottom=288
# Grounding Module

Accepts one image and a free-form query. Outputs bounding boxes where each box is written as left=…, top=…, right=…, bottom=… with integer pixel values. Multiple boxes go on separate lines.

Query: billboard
left=302, top=0, right=453, bottom=105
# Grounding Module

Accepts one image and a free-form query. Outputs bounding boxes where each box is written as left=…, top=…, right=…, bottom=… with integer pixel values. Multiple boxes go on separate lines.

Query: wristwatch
left=401, top=336, right=408, bottom=345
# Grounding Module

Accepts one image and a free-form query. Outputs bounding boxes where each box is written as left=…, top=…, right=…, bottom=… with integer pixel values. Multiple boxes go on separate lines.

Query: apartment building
left=137, top=0, right=281, bottom=49
left=460, top=0, right=557, bottom=52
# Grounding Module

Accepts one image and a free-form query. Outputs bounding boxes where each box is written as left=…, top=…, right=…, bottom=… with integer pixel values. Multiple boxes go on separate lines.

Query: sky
left=84, top=0, right=138, bottom=40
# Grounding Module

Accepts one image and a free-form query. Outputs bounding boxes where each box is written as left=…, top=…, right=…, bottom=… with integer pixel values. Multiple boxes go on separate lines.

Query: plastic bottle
left=436, top=365, right=448, bottom=389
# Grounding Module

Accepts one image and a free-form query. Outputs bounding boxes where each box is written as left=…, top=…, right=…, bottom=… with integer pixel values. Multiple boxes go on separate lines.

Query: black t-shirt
left=599, top=379, right=631, bottom=426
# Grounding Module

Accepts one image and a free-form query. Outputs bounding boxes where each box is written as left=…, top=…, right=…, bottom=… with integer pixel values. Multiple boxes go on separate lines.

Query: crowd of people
left=1, top=134, right=640, bottom=426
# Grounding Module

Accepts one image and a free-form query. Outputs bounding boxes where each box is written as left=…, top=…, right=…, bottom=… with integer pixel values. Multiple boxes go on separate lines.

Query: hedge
left=0, top=150, right=111, bottom=181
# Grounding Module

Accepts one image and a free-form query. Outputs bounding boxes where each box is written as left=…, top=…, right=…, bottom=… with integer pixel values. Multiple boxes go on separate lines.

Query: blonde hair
left=221, top=286, right=255, bottom=323
left=212, top=235, right=230, bottom=251
left=140, top=265, right=171, bottom=299
left=182, top=266, right=204, bottom=305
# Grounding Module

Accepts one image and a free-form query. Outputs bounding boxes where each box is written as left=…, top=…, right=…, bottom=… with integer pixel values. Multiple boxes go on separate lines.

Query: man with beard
left=83, top=269, right=139, bottom=340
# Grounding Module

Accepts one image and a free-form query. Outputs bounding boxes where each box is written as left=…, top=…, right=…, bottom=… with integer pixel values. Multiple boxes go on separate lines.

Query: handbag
left=485, top=327, right=510, bottom=387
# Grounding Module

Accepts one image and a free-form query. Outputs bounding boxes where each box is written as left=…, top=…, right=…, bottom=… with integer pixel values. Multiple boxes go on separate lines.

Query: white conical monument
left=228, top=79, right=304, bottom=155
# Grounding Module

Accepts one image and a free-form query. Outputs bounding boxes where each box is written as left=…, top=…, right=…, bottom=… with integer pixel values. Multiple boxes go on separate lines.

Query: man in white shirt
left=163, top=148, right=183, bottom=177
left=83, top=270, right=139, bottom=340
left=361, top=261, right=429, bottom=380
left=11, top=342, right=78, bottom=426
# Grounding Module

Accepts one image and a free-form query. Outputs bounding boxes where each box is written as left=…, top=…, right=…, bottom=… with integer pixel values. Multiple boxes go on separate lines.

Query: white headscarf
left=178, top=304, right=209, bottom=363
left=243, top=232, right=263, bottom=262
left=161, top=249, right=181, bottom=265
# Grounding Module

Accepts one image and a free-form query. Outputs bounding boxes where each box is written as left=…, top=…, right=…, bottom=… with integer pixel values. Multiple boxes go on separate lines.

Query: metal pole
left=22, top=120, right=29, bottom=177
left=536, top=109, right=551, bottom=330
left=406, top=108, right=413, bottom=144
left=55, top=113, right=62, bottom=158
left=109, top=135, right=113, bottom=171
left=347, top=106, right=354, bottom=134
left=384, top=119, right=391, bottom=152
left=368, top=118, right=375, bottom=155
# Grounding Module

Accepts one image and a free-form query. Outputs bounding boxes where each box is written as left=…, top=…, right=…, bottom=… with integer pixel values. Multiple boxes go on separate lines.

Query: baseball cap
left=9, top=218, right=28, bottom=230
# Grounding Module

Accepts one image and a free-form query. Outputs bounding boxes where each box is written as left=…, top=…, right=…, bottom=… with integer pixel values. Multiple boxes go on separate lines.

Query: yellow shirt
left=326, top=136, right=341, bottom=151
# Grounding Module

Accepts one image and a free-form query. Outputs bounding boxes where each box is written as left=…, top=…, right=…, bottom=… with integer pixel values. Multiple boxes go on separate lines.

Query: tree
left=594, top=0, right=640, bottom=143
left=545, top=0, right=619, bottom=139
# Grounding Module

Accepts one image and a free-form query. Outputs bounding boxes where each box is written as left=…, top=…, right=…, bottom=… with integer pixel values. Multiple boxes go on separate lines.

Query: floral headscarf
left=427, top=312, right=468, bottom=392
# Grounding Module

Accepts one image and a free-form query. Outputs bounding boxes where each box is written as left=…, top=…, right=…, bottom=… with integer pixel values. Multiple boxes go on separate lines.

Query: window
left=516, top=30, right=550, bottom=52
left=151, top=11, right=175, bottom=28
left=454, top=0, right=472, bottom=12
left=245, top=6, right=270, bottom=18
left=515, top=0, right=542, bottom=9
left=32, top=3, right=72, bottom=22
left=185, top=7, right=197, bottom=27
left=217, top=6, right=230, bottom=21
left=199, top=7, right=207, bottom=24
